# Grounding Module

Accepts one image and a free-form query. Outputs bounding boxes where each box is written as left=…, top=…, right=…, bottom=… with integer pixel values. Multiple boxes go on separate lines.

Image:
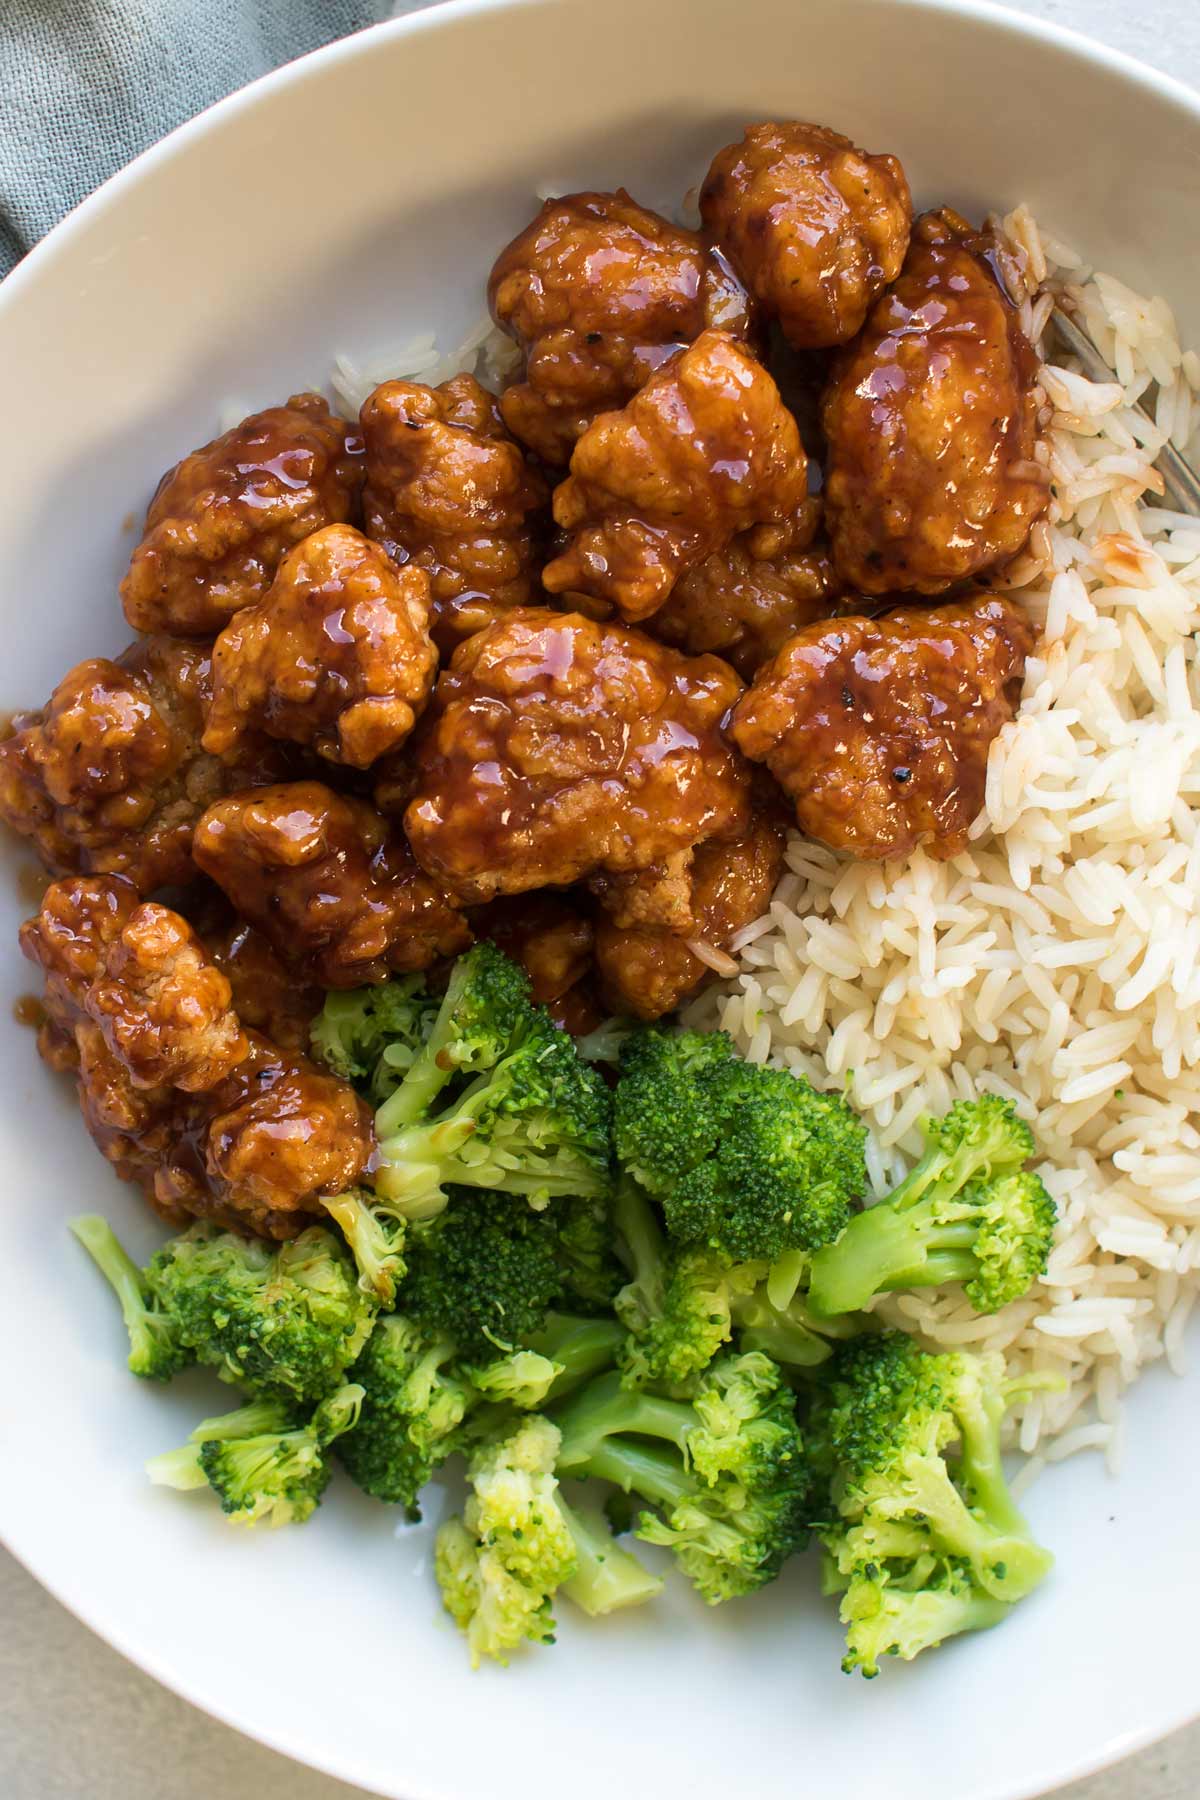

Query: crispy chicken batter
left=154, top=1032, right=374, bottom=1239
left=405, top=609, right=751, bottom=902
left=700, top=121, right=911, bottom=348
left=194, top=781, right=471, bottom=987
left=728, top=594, right=1033, bottom=860
left=21, top=874, right=247, bottom=1092
left=822, top=210, right=1049, bottom=595
left=0, top=637, right=282, bottom=891
left=488, top=189, right=751, bottom=465
left=203, top=522, right=436, bottom=769
left=121, top=393, right=364, bottom=636
left=595, top=806, right=786, bottom=1019
left=198, top=913, right=321, bottom=1055
left=22, top=875, right=371, bottom=1238
left=646, top=510, right=839, bottom=677
left=542, top=329, right=810, bottom=620
left=360, top=373, right=547, bottom=652
left=472, top=892, right=595, bottom=1006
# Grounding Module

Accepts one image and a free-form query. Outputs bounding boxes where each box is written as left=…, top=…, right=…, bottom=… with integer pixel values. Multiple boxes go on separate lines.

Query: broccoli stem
left=808, top=1204, right=980, bottom=1318
left=553, top=1371, right=695, bottom=1471
left=374, top=963, right=474, bottom=1137
left=530, top=1314, right=624, bottom=1400
left=558, top=1493, right=664, bottom=1616
left=574, top=1437, right=692, bottom=1511
left=145, top=1398, right=294, bottom=1491
left=70, top=1214, right=150, bottom=1339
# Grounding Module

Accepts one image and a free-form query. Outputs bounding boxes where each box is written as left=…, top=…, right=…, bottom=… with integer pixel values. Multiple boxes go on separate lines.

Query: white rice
left=686, top=204, right=1200, bottom=1472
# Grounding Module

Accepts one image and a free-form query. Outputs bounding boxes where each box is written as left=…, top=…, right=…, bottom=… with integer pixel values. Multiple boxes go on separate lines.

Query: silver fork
left=1051, top=304, right=1200, bottom=515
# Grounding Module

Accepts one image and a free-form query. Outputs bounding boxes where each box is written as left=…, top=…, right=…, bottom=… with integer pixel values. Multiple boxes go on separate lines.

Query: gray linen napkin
left=0, top=0, right=402, bottom=277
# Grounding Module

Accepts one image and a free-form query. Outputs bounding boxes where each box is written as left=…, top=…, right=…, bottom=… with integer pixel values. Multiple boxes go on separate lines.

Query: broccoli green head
left=147, top=1386, right=362, bottom=1528
left=809, top=1332, right=1055, bottom=1673
left=401, top=1187, right=564, bottom=1360
left=807, top=1098, right=1055, bottom=1318
left=146, top=1224, right=376, bottom=1406
left=613, top=1027, right=736, bottom=1196
left=336, top=1314, right=474, bottom=1510
left=616, top=1034, right=864, bottom=1263
left=374, top=952, right=613, bottom=1219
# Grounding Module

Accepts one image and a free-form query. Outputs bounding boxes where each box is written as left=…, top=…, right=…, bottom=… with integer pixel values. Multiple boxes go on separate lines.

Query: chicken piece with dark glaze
left=822, top=210, right=1049, bottom=595
left=197, top=912, right=321, bottom=1056
left=729, top=594, right=1033, bottom=862
left=0, top=637, right=283, bottom=891
left=22, top=875, right=372, bottom=1239
left=21, top=874, right=248, bottom=1093
left=472, top=892, right=594, bottom=1006
left=155, top=1032, right=375, bottom=1240
left=595, top=804, right=787, bottom=1020
left=202, top=523, right=436, bottom=769
left=121, top=393, right=364, bottom=637
left=646, top=505, right=840, bottom=678
left=194, top=781, right=471, bottom=988
left=405, top=609, right=751, bottom=903
left=360, top=373, right=547, bottom=653
left=542, top=330, right=809, bottom=621
left=488, top=189, right=752, bottom=465
left=700, top=122, right=911, bottom=349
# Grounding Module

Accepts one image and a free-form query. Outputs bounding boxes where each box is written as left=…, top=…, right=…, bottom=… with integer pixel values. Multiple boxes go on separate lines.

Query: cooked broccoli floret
left=555, top=1194, right=625, bottom=1315
left=336, top=1314, right=475, bottom=1510
left=807, top=1098, right=1055, bottom=1318
left=401, top=1187, right=564, bottom=1359
left=434, top=1415, right=578, bottom=1665
left=147, top=1385, right=363, bottom=1527
left=309, top=978, right=437, bottom=1100
left=557, top=1492, right=664, bottom=1618
left=321, top=1188, right=408, bottom=1306
left=614, top=1029, right=865, bottom=1262
left=809, top=1332, right=1056, bottom=1675
left=551, top=1352, right=810, bottom=1603
left=372, top=944, right=613, bottom=1220
left=613, top=1028, right=736, bottom=1196
left=70, top=1214, right=190, bottom=1381
left=146, top=1224, right=376, bottom=1406
left=468, top=1347, right=564, bottom=1409
left=611, top=1181, right=854, bottom=1388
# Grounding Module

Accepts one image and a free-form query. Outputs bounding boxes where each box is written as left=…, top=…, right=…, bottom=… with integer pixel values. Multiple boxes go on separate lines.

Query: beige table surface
left=4, top=1, right=1200, bottom=1795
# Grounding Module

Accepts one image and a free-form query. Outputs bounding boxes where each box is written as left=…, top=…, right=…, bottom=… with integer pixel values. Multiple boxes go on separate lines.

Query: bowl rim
left=2, top=1, right=1200, bottom=1795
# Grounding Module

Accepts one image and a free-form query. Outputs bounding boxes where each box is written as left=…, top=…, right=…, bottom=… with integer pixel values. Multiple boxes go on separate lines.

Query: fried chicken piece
left=154, top=1033, right=374, bottom=1239
left=587, top=849, right=698, bottom=933
left=20, top=874, right=247, bottom=1093
left=488, top=189, right=751, bottom=465
left=646, top=509, right=840, bottom=678
left=405, top=609, right=751, bottom=902
left=202, top=522, right=436, bottom=769
left=198, top=913, right=321, bottom=1055
left=360, top=373, right=547, bottom=652
left=121, top=393, right=364, bottom=636
left=594, top=807, right=786, bottom=1020
left=542, top=330, right=809, bottom=621
left=194, top=781, right=471, bottom=987
left=728, top=594, right=1033, bottom=861
left=24, top=882, right=371, bottom=1241
left=0, top=636, right=282, bottom=891
left=700, top=122, right=911, bottom=349
left=822, top=210, right=1049, bottom=595
left=471, top=892, right=594, bottom=1007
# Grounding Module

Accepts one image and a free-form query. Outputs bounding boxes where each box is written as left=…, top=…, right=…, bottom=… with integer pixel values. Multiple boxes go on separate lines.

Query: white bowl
left=2, top=2, right=1198, bottom=1796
